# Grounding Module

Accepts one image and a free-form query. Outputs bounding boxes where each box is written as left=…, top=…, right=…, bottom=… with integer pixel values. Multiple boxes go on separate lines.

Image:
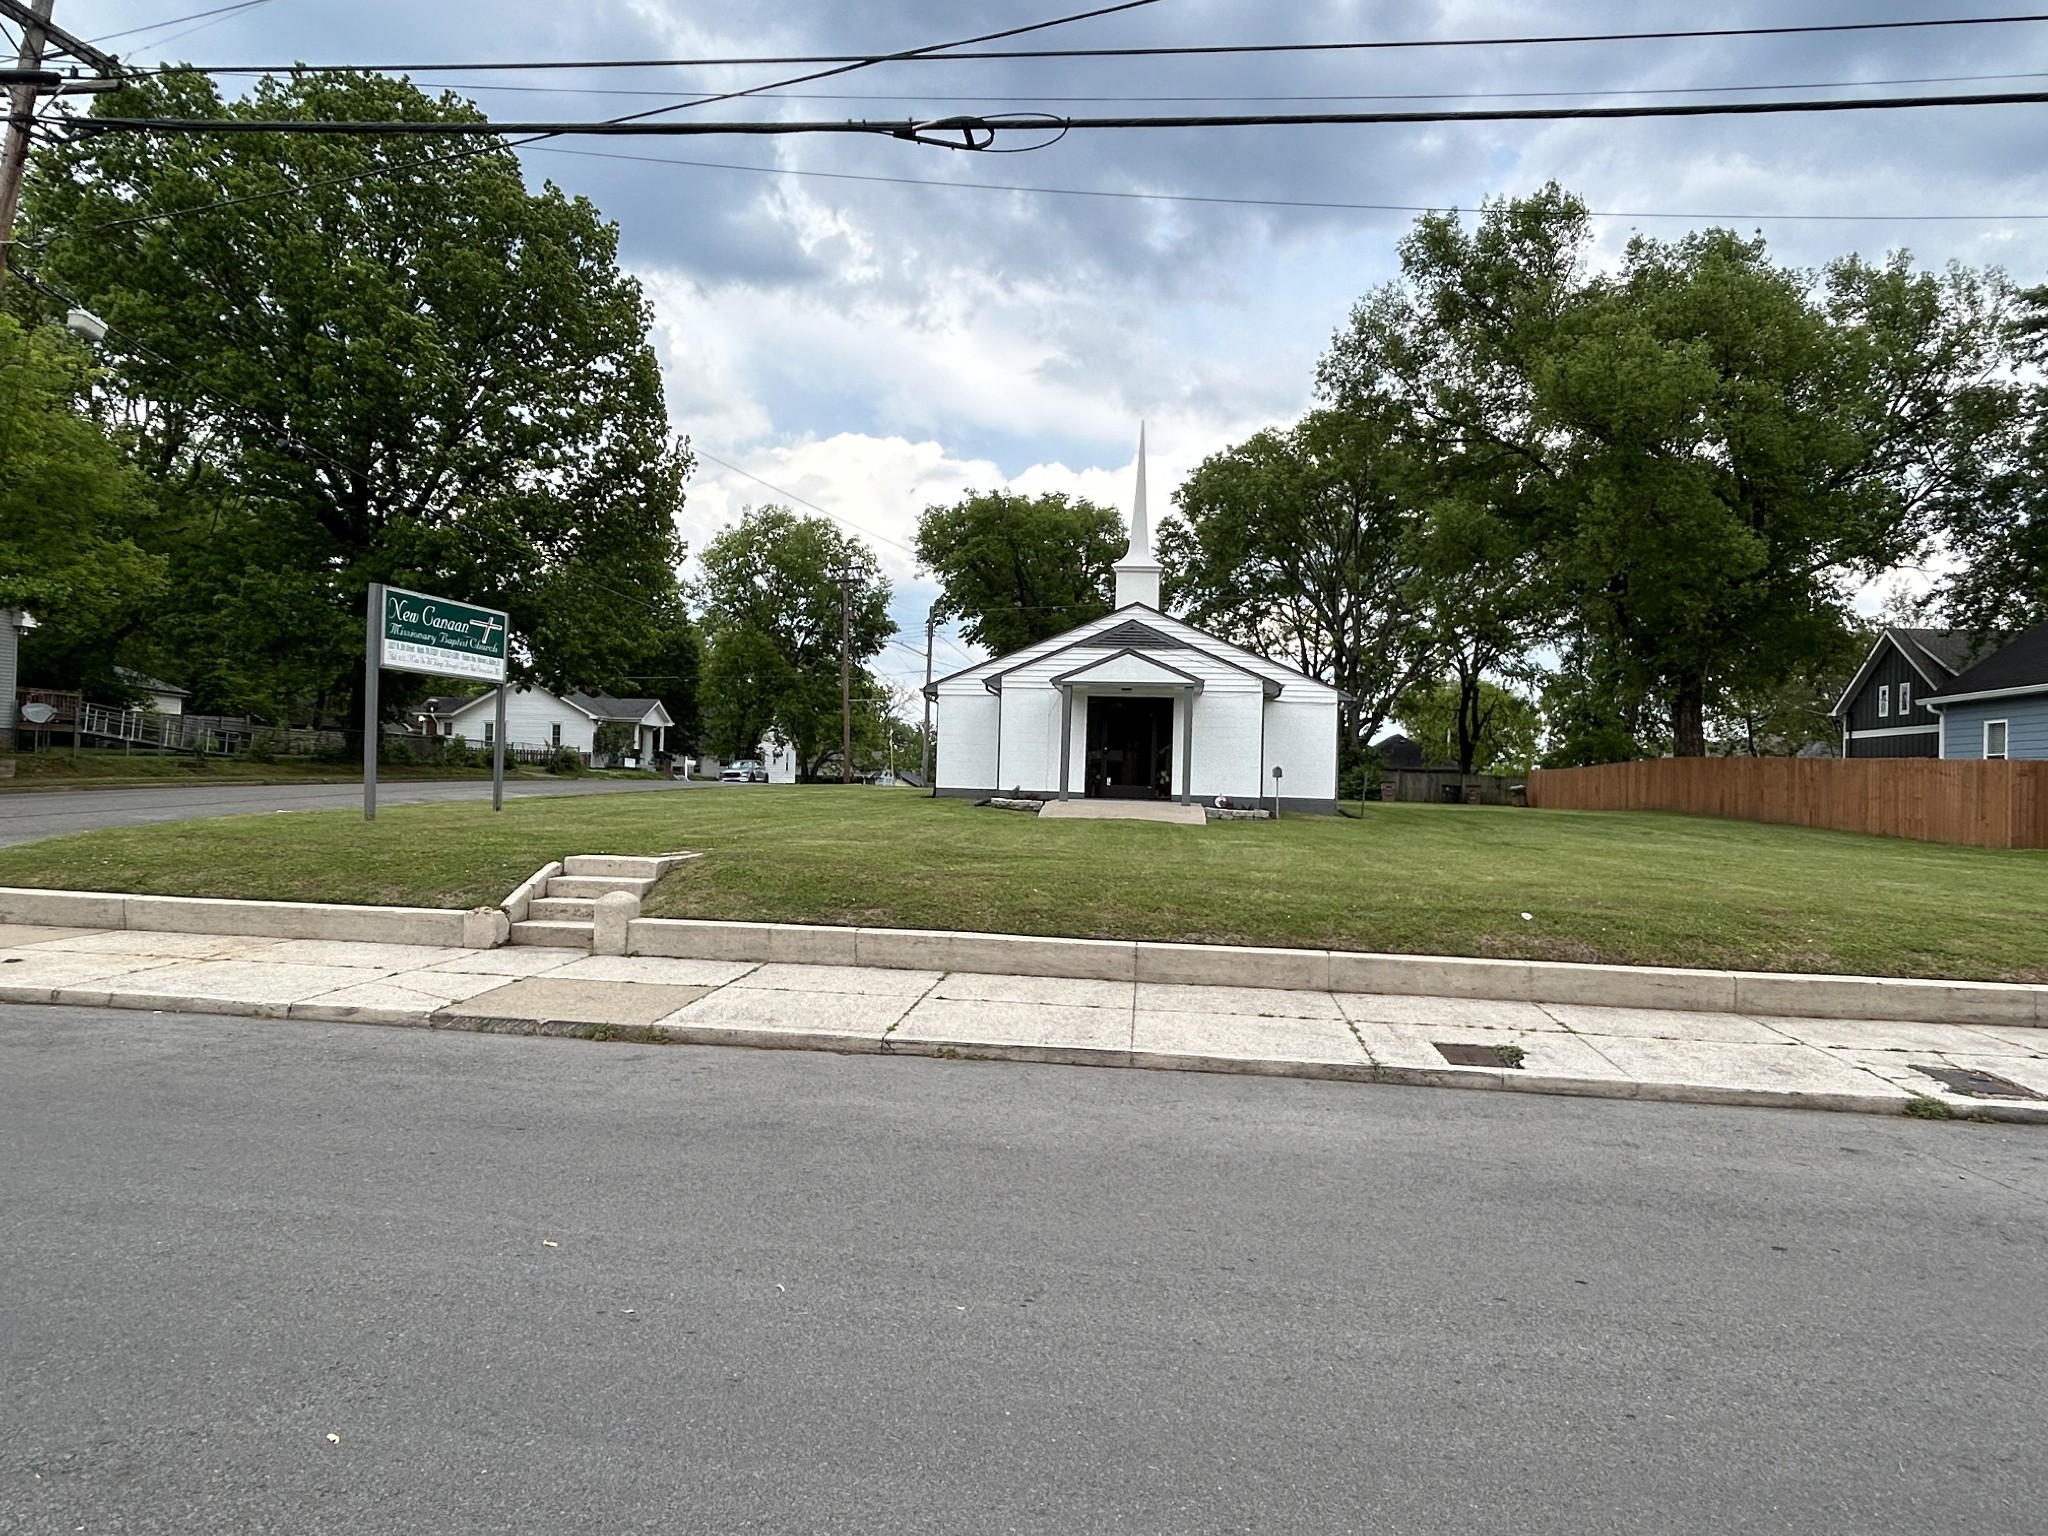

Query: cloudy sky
left=57, top=1, right=2048, bottom=694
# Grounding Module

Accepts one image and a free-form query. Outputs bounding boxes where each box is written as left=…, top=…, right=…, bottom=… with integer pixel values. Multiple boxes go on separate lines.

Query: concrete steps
left=501, top=851, right=701, bottom=951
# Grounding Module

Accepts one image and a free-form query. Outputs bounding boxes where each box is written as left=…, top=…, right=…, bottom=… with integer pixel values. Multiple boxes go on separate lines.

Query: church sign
left=376, top=585, right=508, bottom=683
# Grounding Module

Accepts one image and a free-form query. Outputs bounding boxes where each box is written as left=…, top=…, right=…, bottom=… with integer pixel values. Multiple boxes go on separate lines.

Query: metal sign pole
left=363, top=582, right=382, bottom=822
left=493, top=682, right=506, bottom=811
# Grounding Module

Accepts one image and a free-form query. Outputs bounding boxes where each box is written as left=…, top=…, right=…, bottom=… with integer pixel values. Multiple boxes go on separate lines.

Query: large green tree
left=1161, top=408, right=1433, bottom=749
left=21, top=71, right=693, bottom=727
left=696, top=506, right=893, bottom=779
left=915, top=489, right=1124, bottom=654
left=0, top=314, right=166, bottom=694
left=1321, top=188, right=2013, bottom=757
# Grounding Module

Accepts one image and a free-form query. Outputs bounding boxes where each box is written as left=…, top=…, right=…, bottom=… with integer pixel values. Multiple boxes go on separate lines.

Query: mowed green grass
left=0, top=786, right=2042, bottom=980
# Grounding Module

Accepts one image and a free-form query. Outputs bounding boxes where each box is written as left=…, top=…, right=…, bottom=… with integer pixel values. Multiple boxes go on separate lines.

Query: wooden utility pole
left=838, top=571, right=853, bottom=783
left=920, top=610, right=935, bottom=792
left=0, top=0, right=54, bottom=292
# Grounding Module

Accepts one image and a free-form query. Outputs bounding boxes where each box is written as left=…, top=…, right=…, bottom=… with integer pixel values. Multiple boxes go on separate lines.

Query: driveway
left=0, top=775, right=693, bottom=848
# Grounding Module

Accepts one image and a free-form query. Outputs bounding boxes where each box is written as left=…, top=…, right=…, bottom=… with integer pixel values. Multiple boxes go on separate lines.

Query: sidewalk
left=3, top=921, right=2044, bottom=1122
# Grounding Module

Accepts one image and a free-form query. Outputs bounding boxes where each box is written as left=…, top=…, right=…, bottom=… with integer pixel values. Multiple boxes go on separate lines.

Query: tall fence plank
left=1525, top=758, right=2048, bottom=849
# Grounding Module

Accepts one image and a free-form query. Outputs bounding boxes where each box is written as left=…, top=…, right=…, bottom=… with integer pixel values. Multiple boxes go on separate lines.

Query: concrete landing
left=1039, top=800, right=1207, bottom=824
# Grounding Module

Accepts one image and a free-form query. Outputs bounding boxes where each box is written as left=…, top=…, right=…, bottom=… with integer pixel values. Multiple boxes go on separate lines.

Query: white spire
left=1114, top=423, right=1161, bottom=609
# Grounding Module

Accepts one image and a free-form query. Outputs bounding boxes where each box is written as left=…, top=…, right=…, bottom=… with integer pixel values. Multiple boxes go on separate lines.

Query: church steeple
left=1113, top=425, right=1161, bottom=609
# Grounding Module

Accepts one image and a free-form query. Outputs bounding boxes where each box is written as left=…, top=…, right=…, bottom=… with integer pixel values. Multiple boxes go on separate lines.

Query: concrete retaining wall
left=0, top=886, right=479, bottom=947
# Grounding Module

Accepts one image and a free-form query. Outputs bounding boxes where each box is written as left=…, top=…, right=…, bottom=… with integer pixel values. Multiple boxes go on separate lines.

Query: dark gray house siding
left=1839, top=636, right=1943, bottom=758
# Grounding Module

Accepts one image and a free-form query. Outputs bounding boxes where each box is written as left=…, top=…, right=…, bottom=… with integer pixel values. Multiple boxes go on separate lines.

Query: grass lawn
left=0, top=786, right=2043, bottom=981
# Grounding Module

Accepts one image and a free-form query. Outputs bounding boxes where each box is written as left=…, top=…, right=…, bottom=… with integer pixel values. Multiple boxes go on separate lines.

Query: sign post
left=363, top=583, right=511, bottom=822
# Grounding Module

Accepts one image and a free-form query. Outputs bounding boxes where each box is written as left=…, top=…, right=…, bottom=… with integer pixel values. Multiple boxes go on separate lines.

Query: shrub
left=546, top=746, right=587, bottom=776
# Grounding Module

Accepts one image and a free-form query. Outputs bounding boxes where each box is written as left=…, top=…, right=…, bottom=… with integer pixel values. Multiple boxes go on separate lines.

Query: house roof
left=567, top=691, right=675, bottom=728
left=1830, top=626, right=1990, bottom=718
left=926, top=603, right=1335, bottom=701
left=115, top=666, right=189, bottom=698
left=1924, top=619, right=2048, bottom=705
left=420, top=693, right=483, bottom=715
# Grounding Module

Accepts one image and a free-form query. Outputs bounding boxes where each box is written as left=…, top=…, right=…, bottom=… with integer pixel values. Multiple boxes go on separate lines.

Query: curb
left=12, top=988, right=2042, bottom=1125
left=5, top=883, right=2045, bottom=1029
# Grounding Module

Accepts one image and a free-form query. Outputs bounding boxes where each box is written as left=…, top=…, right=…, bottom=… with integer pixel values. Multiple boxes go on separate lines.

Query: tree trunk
left=1671, top=676, right=1707, bottom=758
left=1455, top=665, right=1481, bottom=775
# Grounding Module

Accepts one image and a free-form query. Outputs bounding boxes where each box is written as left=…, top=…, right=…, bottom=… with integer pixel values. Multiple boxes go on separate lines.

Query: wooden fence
left=1525, top=757, right=2048, bottom=849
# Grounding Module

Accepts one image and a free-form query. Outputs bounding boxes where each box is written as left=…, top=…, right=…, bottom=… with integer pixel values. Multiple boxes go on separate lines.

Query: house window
left=552, top=723, right=562, bottom=748
left=1876, top=686, right=1889, bottom=719
left=1898, top=681, right=1911, bottom=714
left=483, top=722, right=494, bottom=746
left=1985, top=720, right=2009, bottom=760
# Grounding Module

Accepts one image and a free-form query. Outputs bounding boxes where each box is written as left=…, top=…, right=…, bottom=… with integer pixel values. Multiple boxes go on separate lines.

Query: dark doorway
left=1085, top=694, right=1175, bottom=799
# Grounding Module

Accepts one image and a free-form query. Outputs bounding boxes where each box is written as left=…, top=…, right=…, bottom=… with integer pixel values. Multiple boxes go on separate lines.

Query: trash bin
left=1440, top=782, right=1464, bottom=804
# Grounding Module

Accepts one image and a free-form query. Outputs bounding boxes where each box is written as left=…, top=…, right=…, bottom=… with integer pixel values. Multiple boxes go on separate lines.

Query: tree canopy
left=915, top=489, right=1124, bottom=654
left=696, top=506, right=893, bottom=779
left=19, top=71, right=693, bottom=728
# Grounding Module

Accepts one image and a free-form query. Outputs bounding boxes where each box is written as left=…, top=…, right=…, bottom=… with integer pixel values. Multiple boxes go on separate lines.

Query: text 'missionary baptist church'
left=927, top=432, right=1342, bottom=813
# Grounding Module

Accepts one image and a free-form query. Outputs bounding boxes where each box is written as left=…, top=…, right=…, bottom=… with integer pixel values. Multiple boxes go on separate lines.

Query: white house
left=116, top=668, right=190, bottom=716
left=0, top=608, right=34, bottom=748
left=430, top=686, right=673, bottom=765
left=926, top=432, right=1343, bottom=813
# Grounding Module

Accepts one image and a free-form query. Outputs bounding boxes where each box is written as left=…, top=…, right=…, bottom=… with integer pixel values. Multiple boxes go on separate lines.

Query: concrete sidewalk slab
left=0, top=951, right=187, bottom=995
left=542, top=955, right=760, bottom=987
left=422, top=947, right=587, bottom=977
left=931, top=972, right=1132, bottom=1009
left=1759, top=1016, right=2023, bottom=1054
left=1537, top=1002, right=1791, bottom=1045
left=450, top=977, right=708, bottom=1027
left=1589, top=1036, right=1911, bottom=1104
left=659, top=986, right=916, bottom=1044
left=891, top=998, right=1132, bottom=1063
left=0, top=923, right=102, bottom=947
left=1136, top=982, right=1343, bottom=1019
left=1336, top=994, right=1561, bottom=1032
left=733, top=962, right=940, bottom=997
left=85, top=959, right=394, bottom=1012
left=252, top=939, right=470, bottom=972
left=1131, top=1011, right=1367, bottom=1074
left=31, top=929, right=285, bottom=961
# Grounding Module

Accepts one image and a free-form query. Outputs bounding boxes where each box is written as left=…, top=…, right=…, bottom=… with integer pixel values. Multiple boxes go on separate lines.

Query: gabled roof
left=925, top=602, right=1334, bottom=700
left=1830, top=626, right=1988, bottom=718
left=420, top=693, right=483, bottom=715
left=115, top=667, right=189, bottom=698
left=568, top=691, right=675, bottom=728
left=1924, top=619, right=2048, bottom=705
left=1050, top=649, right=1207, bottom=691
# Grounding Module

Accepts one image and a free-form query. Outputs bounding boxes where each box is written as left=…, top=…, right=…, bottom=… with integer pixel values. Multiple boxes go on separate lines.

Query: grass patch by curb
left=0, top=787, right=2044, bottom=981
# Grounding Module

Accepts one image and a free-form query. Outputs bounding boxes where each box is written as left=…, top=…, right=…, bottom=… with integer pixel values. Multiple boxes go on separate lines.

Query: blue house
left=1925, top=620, right=2048, bottom=760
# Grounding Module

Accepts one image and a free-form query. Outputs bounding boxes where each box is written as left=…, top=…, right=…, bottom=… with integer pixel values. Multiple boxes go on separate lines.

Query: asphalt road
left=0, top=774, right=696, bottom=848
left=3, top=1005, right=2043, bottom=1536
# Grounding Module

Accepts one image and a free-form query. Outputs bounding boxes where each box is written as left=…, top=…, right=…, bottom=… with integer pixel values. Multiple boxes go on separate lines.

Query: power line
left=532, top=142, right=2048, bottom=224
left=692, top=447, right=919, bottom=557
left=92, top=1, right=275, bottom=47
left=407, top=68, right=2048, bottom=105
left=49, top=1, right=1159, bottom=239
left=66, top=88, right=2048, bottom=140
left=176, top=11, right=2048, bottom=74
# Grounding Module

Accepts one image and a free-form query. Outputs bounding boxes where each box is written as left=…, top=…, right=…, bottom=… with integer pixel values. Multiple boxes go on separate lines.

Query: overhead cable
left=176, top=11, right=2048, bottom=74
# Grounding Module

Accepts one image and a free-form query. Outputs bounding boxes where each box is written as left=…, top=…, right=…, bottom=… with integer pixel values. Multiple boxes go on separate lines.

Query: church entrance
left=1084, top=694, right=1174, bottom=799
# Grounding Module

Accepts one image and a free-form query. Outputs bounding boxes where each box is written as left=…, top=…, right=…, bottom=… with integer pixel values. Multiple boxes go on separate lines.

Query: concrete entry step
left=510, top=919, right=594, bottom=947
left=545, top=874, right=657, bottom=899
left=1039, top=800, right=1207, bottom=825
left=528, top=897, right=596, bottom=921
left=563, top=855, right=669, bottom=880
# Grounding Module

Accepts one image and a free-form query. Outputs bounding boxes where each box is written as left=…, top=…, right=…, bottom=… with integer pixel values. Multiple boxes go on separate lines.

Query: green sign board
left=377, top=585, right=508, bottom=683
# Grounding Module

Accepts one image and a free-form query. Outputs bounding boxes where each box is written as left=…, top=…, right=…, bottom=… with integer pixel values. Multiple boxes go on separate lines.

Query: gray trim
left=1926, top=681, right=2048, bottom=708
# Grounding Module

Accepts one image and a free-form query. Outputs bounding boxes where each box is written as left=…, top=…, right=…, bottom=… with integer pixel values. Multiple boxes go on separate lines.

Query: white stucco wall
left=936, top=686, right=999, bottom=789
left=1262, top=697, right=1339, bottom=802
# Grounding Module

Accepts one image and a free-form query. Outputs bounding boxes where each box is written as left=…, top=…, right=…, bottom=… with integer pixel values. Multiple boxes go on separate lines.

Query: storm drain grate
left=1435, top=1041, right=1525, bottom=1070
left=1912, top=1064, right=2043, bottom=1101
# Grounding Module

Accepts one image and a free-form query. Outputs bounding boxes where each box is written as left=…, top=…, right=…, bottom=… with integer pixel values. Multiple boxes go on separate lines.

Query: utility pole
left=838, top=570, right=853, bottom=784
left=0, top=0, right=54, bottom=291
left=0, top=1, right=125, bottom=292
left=921, top=609, right=935, bottom=792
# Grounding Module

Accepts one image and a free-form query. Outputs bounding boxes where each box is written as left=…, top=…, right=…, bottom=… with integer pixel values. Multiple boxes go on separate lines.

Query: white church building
left=928, top=435, right=1342, bottom=814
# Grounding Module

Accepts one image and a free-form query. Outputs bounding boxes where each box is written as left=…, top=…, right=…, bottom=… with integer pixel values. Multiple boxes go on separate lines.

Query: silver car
left=719, top=759, right=769, bottom=783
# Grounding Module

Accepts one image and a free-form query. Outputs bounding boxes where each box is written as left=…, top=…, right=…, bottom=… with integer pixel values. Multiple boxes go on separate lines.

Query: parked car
left=720, top=759, right=769, bottom=783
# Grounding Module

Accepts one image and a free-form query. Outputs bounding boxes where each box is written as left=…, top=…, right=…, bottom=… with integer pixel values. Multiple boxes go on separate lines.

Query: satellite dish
left=21, top=703, right=57, bottom=725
